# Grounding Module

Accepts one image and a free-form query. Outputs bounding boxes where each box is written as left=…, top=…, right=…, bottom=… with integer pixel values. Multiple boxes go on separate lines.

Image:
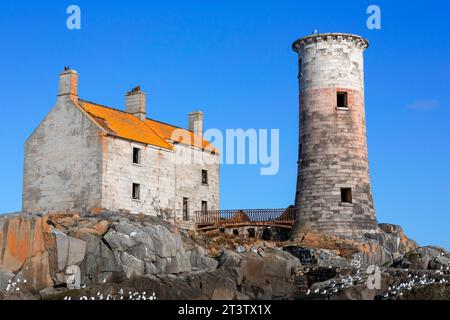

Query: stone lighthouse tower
left=292, top=33, right=378, bottom=237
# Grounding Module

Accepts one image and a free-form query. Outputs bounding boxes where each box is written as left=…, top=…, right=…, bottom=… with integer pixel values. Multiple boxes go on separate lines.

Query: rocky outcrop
left=1, top=213, right=448, bottom=300
left=286, top=223, right=418, bottom=268
left=393, top=246, right=450, bottom=270
left=0, top=212, right=220, bottom=296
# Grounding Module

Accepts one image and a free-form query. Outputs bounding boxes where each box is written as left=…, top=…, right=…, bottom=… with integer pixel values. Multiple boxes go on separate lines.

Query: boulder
left=54, top=231, right=86, bottom=271
left=218, top=249, right=300, bottom=299
left=118, top=252, right=145, bottom=278
left=189, top=246, right=218, bottom=271
left=0, top=214, right=54, bottom=290
left=103, top=220, right=194, bottom=275
left=104, top=230, right=137, bottom=251
left=393, top=246, right=450, bottom=270
left=78, top=233, right=122, bottom=285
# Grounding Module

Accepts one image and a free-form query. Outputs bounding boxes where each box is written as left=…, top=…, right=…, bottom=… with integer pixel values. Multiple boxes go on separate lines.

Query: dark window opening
left=202, top=169, right=208, bottom=185
left=132, top=183, right=141, bottom=200
left=298, top=58, right=303, bottom=79
left=248, top=228, right=256, bottom=238
left=133, top=147, right=141, bottom=164
left=337, top=92, right=348, bottom=108
left=182, top=197, right=189, bottom=220
left=341, top=188, right=352, bottom=203
left=201, top=201, right=208, bottom=212
left=233, top=229, right=239, bottom=236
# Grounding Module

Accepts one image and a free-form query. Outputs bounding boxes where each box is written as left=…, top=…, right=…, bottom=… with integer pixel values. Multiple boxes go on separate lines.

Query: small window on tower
left=298, top=58, right=303, bottom=79
left=337, top=92, right=348, bottom=109
left=202, top=170, right=208, bottom=185
left=133, top=147, right=141, bottom=164
left=341, top=188, right=352, bottom=204
left=132, top=183, right=141, bottom=200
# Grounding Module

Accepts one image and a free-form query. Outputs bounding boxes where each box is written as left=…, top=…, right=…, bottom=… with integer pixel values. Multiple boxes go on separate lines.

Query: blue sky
left=0, top=1, right=448, bottom=249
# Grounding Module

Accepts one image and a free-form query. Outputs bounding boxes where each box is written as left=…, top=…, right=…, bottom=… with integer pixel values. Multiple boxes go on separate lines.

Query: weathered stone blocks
left=292, top=33, right=378, bottom=236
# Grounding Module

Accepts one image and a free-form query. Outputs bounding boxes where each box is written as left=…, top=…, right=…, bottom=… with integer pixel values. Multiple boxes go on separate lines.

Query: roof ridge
left=78, top=98, right=129, bottom=114
left=147, top=118, right=189, bottom=131
left=79, top=98, right=190, bottom=131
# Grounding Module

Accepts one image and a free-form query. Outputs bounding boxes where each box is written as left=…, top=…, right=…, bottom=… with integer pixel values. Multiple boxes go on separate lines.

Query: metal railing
left=194, top=207, right=297, bottom=227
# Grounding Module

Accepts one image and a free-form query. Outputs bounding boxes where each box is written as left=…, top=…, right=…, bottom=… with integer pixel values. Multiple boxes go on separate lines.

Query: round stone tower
left=292, top=33, right=378, bottom=237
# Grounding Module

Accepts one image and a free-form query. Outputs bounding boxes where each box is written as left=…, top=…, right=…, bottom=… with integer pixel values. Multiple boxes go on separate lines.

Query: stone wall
left=101, top=137, right=176, bottom=217
left=23, top=97, right=103, bottom=213
left=292, top=33, right=378, bottom=236
left=173, top=143, right=220, bottom=220
left=101, top=137, right=220, bottom=219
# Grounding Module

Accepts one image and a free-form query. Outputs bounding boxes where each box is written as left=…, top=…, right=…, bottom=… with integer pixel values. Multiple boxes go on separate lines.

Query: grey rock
left=104, top=230, right=137, bottom=251
left=189, top=246, right=218, bottom=271
left=55, top=233, right=86, bottom=271
left=118, top=252, right=145, bottom=278
left=103, top=220, right=196, bottom=276
left=218, top=249, right=299, bottom=299
left=144, top=262, right=161, bottom=275
left=143, top=225, right=179, bottom=258
left=394, top=246, right=450, bottom=270
left=129, top=243, right=157, bottom=262
left=78, top=233, right=122, bottom=285
left=165, top=251, right=191, bottom=274
left=39, top=287, right=59, bottom=298
left=0, top=270, right=15, bottom=291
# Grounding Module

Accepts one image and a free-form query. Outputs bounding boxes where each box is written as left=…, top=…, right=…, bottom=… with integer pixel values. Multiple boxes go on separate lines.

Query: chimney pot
left=126, top=86, right=146, bottom=121
left=58, top=67, right=78, bottom=101
left=189, top=111, right=203, bottom=141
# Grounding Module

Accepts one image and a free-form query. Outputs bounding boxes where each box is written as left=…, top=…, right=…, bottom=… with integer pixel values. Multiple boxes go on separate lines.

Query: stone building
left=292, top=33, right=378, bottom=236
left=22, top=67, right=220, bottom=221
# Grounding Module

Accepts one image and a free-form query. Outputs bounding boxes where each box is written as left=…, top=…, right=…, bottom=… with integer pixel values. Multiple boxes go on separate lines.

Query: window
left=341, top=188, right=352, bottom=203
left=298, top=58, right=302, bottom=79
left=132, top=183, right=141, bottom=200
left=337, top=92, right=348, bottom=109
left=183, top=197, right=189, bottom=221
left=202, top=170, right=208, bottom=185
left=133, top=147, right=141, bottom=164
left=201, top=201, right=208, bottom=212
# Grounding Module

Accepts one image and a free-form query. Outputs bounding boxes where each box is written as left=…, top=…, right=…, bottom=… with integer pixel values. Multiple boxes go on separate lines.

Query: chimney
left=125, top=86, right=146, bottom=121
left=58, top=66, right=78, bottom=101
left=188, top=111, right=203, bottom=139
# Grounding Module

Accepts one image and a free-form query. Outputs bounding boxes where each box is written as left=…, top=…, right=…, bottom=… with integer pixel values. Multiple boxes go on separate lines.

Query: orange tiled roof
left=77, top=99, right=217, bottom=153
left=146, top=119, right=218, bottom=153
left=78, top=100, right=173, bottom=150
